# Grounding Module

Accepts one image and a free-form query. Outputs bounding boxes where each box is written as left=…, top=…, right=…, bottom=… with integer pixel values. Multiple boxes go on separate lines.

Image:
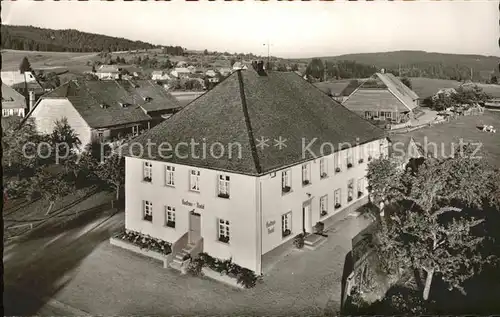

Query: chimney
left=28, top=90, right=35, bottom=112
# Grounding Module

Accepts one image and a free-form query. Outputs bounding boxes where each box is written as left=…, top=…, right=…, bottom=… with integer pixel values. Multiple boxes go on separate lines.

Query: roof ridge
left=236, top=70, right=262, bottom=174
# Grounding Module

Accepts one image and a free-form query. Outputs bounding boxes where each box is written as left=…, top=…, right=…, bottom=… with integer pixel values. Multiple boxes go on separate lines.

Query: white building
left=170, top=68, right=191, bottom=79
left=2, top=83, right=28, bottom=117
left=151, top=70, right=171, bottom=81
left=123, top=64, right=387, bottom=275
left=96, top=65, right=121, bottom=80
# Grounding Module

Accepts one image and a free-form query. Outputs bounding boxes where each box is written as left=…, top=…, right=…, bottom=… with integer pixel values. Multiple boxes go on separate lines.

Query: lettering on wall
left=266, top=220, right=276, bottom=234
left=182, top=199, right=205, bottom=210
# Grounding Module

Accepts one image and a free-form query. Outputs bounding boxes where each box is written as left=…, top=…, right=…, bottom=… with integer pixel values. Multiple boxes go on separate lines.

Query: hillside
left=1, top=25, right=159, bottom=53
left=299, top=51, right=500, bottom=82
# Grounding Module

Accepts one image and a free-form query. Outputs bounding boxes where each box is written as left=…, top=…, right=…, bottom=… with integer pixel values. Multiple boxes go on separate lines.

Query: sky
left=2, top=0, right=499, bottom=58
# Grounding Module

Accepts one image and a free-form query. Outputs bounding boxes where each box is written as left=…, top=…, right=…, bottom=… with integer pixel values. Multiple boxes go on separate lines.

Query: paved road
left=4, top=208, right=372, bottom=316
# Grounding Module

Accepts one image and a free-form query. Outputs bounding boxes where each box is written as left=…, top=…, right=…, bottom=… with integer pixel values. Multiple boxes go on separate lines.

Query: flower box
left=335, top=167, right=341, bottom=173
left=358, top=191, right=364, bottom=198
left=218, top=236, right=230, bottom=244
left=347, top=163, right=353, bottom=169
left=143, top=214, right=152, bottom=222
left=320, top=210, right=328, bottom=217
left=282, top=229, right=291, bottom=238
left=166, top=220, right=175, bottom=228
left=358, top=158, right=364, bottom=164
left=335, top=203, right=341, bottom=209
left=347, top=196, right=353, bottom=202
left=368, top=156, right=373, bottom=161
left=143, top=176, right=152, bottom=182
left=282, top=186, right=291, bottom=193
left=320, top=173, right=328, bottom=179
left=302, top=180, right=310, bottom=186
left=218, top=193, right=230, bottom=199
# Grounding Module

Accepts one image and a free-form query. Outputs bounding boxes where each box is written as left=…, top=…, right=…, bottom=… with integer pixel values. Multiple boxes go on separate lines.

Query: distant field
left=409, top=77, right=500, bottom=99
left=390, top=111, right=500, bottom=168
left=1, top=49, right=100, bottom=73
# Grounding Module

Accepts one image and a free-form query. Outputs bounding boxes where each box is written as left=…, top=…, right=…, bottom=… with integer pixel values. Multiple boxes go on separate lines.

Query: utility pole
left=263, top=40, right=272, bottom=68
left=470, top=67, right=473, bottom=81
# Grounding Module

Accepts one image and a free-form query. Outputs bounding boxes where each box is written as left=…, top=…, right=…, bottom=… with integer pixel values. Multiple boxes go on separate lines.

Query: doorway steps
left=304, top=233, right=327, bottom=250
left=169, top=242, right=196, bottom=273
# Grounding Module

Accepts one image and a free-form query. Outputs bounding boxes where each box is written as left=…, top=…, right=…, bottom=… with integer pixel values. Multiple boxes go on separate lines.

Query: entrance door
left=189, top=210, right=201, bottom=244
left=302, top=203, right=311, bottom=234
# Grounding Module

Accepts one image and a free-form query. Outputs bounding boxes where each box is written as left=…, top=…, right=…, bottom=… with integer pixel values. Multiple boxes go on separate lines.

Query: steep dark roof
left=32, top=79, right=181, bottom=128
left=125, top=69, right=386, bottom=176
left=2, top=83, right=26, bottom=109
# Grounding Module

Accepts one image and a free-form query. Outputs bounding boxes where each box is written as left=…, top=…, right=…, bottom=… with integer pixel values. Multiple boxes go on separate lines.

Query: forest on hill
left=1, top=25, right=164, bottom=53
left=300, top=51, right=500, bottom=82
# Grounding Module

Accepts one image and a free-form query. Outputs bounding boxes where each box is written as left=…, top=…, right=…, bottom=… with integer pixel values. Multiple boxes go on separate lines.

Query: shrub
left=116, top=230, right=171, bottom=255
left=236, top=268, right=260, bottom=288
left=293, top=233, right=305, bottom=249
left=186, top=258, right=204, bottom=276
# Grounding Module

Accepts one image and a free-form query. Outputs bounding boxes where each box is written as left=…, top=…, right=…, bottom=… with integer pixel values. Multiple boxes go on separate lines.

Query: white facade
left=1, top=71, right=37, bottom=87
left=125, top=138, right=388, bottom=274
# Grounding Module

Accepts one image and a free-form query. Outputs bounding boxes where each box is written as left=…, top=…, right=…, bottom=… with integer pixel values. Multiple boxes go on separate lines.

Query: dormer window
left=120, top=102, right=130, bottom=108
left=144, top=96, right=152, bottom=102
left=100, top=103, right=108, bottom=109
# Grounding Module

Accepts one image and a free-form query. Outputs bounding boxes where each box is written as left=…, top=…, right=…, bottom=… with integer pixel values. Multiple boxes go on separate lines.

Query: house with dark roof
left=26, top=79, right=182, bottom=147
left=343, top=71, right=419, bottom=124
left=2, top=83, right=27, bottom=117
left=119, top=62, right=388, bottom=274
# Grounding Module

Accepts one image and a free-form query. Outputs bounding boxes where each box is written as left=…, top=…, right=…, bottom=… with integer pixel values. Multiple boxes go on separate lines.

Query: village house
left=151, top=70, right=172, bottom=81
left=232, top=61, right=248, bottom=71
left=170, top=68, right=191, bottom=79
left=205, top=70, right=217, bottom=77
left=95, top=65, right=121, bottom=80
left=25, top=79, right=182, bottom=148
left=187, top=65, right=197, bottom=74
left=1, top=69, right=45, bottom=99
left=218, top=68, right=232, bottom=77
left=122, top=63, right=388, bottom=274
left=2, top=83, right=29, bottom=117
left=343, top=70, right=419, bottom=124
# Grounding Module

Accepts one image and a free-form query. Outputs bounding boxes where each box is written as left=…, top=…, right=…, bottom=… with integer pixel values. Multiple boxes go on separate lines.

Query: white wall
left=31, top=98, right=92, bottom=147
left=259, top=139, right=386, bottom=255
left=125, top=157, right=260, bottom=272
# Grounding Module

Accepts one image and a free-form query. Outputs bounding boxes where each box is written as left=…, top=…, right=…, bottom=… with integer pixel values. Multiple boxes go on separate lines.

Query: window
left=165, top=165, right=175, bottom=186
left=380, top=140, right=389, bottom=158
left=281, top=212, right=292, bottom=237
left=334, top=189, right=342, bottom=209
left=346, top=149, right=354, bottom=168
left=358, top=178, right=365, bottom=198
left=367, top=143, right=374, bottom=161
left=282, top=169, right=291, bottom=193
left=358, top=145, right=364, bottom=164
left=320, top=195, right=328, bottom=217
left=190, top=169, right=200, bottom=191
left=334, top=153, right=341, bottom=173
left=132, top=125, right=139, bottom=136
left=143, top=200, right=153, bottom=221
left=218, top=174, right=230, bottom=198
left=97, top=132, right=104, bottom=141
left=143, top=161, right=152, bottom=182
left=165, top=206, right=175, bottom=228
left=320, top=158, right=327, bottom=179
left=364, top=111, right=371, bottom=119
left=218, top=219, right=230, bottom=243
left=2, top=109, right=10, bottom=117
left=302, top=163, right=311, bottom=185
left=347, top=179, right=354, bottom=202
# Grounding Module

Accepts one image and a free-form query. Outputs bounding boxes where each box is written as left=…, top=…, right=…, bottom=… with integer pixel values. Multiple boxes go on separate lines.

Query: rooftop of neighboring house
left=344, top=72, right=419, bottom=112
left=97, top=65, right=120, bottom=73
left=2, top=83, right=26, bottom=109
left=151, top=70, right=170, bottom=76
left=28, top=79, right=181, bottom=129
left=125, top=65, right=386, bottom=176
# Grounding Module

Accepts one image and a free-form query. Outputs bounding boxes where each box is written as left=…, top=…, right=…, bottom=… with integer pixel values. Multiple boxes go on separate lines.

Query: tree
left=203, top=49, right=209, bottom=55
left=50, top=118, right=82, bottom=159
left=401, top=77, right=412, bottom=89
left=367, top=145, right=499, bottom=300
left=19, top=56, right=32, bottom=74
left=31, top=170, right=73, bottom=215
left=96, top=154, right=125, bottom=200
left=2, top=117, right=41, bottom=176
left=305, top=58, right=325, bottom=81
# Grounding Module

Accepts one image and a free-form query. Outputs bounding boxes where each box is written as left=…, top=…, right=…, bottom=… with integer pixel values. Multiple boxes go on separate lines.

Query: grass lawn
left=4, top=185, right=115, bottom=240
left=390, top=111, right=500, bottom=167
